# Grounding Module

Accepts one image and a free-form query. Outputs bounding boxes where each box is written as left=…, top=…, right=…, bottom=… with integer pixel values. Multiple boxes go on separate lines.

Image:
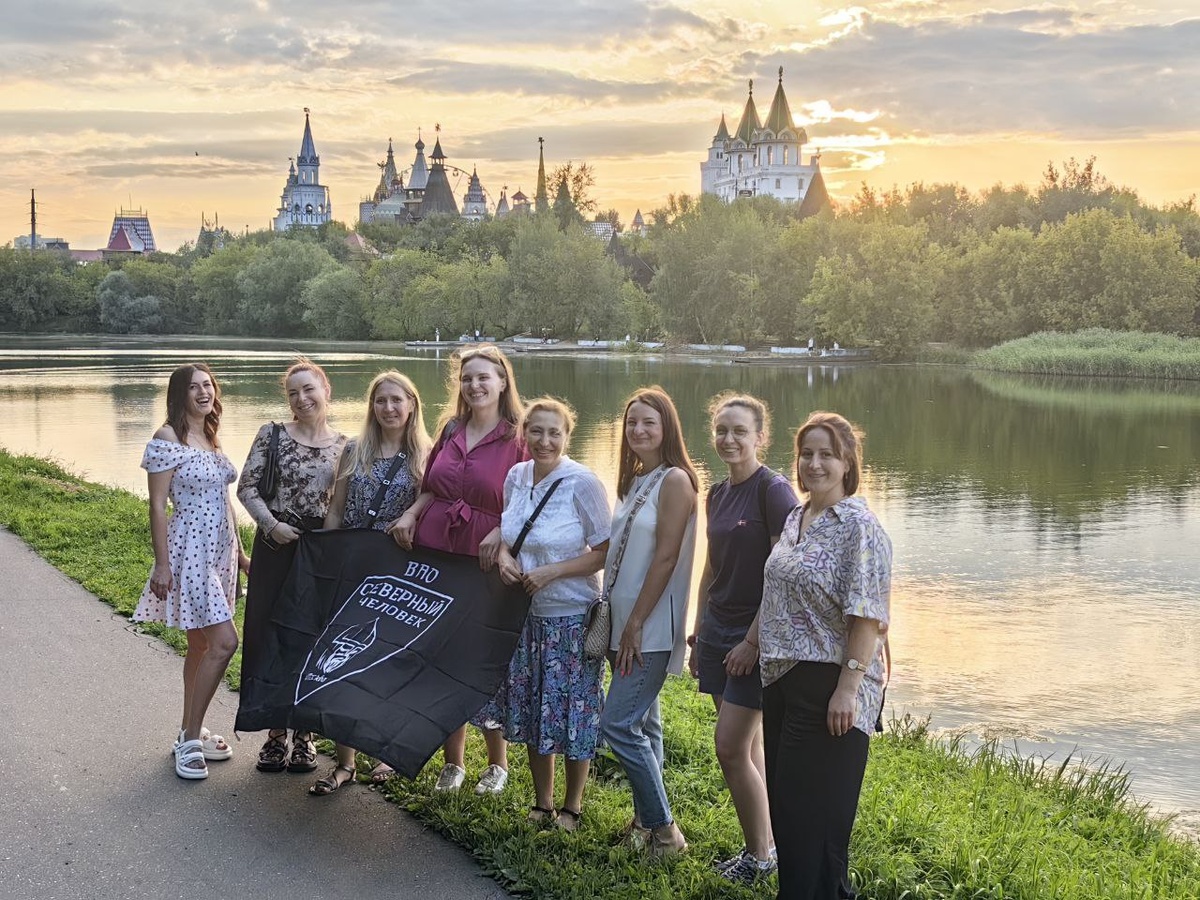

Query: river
left=1, top=334, right=1197, bottom=833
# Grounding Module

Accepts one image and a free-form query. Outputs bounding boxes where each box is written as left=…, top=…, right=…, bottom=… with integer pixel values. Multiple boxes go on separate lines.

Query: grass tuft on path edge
left=2, top=448, right=1197, bottom=899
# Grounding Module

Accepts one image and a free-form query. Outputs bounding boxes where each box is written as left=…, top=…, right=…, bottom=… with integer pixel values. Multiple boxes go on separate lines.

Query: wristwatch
left=845, top=658, right=868, bottom=672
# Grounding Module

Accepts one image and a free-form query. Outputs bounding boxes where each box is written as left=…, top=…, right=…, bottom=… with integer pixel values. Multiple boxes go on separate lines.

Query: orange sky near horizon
left=2, top=1, right=1197, bottom=252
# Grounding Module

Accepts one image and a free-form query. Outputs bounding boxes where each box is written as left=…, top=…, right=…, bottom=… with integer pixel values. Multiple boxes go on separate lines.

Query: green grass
left=974, top=330, right=1200, bottom=380
left=2, top=447, right=1198, bottom=899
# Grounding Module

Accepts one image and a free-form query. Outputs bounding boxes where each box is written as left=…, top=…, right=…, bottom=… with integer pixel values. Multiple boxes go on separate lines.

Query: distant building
left=197, top=213, right=232, bottom=253
left=274, top=110, right=333, bottom=231
left=700, top=68, right=829, bottom=215
left=13, top=234, right=69, bottom=251
left=359, top=130, right=487, bottom=225
left=631, top=209, right=647, bottom=237
left=103, top=207, right=157, bottom=260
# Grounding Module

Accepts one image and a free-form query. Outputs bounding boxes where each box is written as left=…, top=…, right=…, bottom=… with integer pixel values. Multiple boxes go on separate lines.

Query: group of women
left=135, top=345, right=891, bottom=900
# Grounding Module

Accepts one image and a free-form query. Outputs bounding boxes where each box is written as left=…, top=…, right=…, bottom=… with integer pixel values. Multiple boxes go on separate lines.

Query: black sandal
left=554, top=807, right=582, bottom=832
left=255, top=731, right=289, bottom=773
left=287, top=731, right=318, bottom=773
left=309, top=764, right=356, bottom=796
left=526, top=805, right=558, bottom=825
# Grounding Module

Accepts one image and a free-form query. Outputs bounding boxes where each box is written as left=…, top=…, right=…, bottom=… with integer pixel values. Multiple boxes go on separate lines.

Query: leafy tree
left=549, top=162, right=598, bottom=215
left=0, top=248, right=91, bottom=331
left=363, top=250, right=443, bottom=339
left=192, top=244, right=261, bottom=335
left=97, top=271, right=163, bottom=333
left=301, top=266, right=369, bottom=339
left=805, top=223, right=943, bottom=359
left=235, top=241, right=337, bottom=336
left=552, top=174, right=584, bottom=231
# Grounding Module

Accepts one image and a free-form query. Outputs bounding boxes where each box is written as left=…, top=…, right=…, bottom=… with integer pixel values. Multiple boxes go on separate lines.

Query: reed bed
left=2, top=448, right=1197, bottom=899
left=974, top=330, right=1200, bottom=380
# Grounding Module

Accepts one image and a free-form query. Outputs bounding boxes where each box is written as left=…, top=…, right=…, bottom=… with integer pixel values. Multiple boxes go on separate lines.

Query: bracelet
left=743, top=636, right=759, bottom=649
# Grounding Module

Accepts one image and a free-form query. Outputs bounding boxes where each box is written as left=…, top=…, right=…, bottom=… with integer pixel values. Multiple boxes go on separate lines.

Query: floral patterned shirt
left=760, top=495, right=892, bottom=735
left=237, top=423, right=346, bottom=532
left=341, top=447, right=419, bottom=531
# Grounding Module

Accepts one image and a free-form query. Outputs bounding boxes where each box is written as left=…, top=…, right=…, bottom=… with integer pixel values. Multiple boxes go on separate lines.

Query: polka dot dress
left=133, top=439, right=239, bottom=630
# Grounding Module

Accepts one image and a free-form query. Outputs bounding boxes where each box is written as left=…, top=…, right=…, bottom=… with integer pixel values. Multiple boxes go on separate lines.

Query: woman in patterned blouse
left=237, top=358, right=347, bottom=776
left=309, top=369, right=432, bottom=794
left=759, top=411, right=891, bottom=900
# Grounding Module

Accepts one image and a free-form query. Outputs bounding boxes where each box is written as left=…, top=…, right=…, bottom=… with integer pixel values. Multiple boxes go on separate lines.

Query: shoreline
left=1, top=448, right=1196, bottom=900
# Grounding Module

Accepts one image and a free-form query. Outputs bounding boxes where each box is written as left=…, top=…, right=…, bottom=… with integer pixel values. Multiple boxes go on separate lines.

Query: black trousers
left=763, top=662, right=870, bottom=900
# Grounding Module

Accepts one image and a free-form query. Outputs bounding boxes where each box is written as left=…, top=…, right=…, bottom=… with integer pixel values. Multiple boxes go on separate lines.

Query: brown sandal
left=287, top=732, right=318, bottom=773
left=255, top=731, right=289, bottom=773
left=309, top=764, right=356, bottom=795
left=526, top=805, right=558, bottom=825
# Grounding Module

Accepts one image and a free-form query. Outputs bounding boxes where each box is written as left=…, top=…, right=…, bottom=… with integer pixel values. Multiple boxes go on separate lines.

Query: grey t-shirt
left=701, top=466, right=798, bottom=645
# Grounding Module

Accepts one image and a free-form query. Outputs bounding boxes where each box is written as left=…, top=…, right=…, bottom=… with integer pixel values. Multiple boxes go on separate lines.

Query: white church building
left=700, top=68, right=828, bottom=213
left=273, top=110, right=333, bottom=231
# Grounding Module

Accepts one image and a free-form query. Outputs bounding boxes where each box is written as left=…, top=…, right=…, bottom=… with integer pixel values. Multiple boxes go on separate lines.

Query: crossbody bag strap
left=510, top=477, right=564, bottom=556
left=363, top=452, right=408, bottom=528
left=605, top=465, right=668, bottom=594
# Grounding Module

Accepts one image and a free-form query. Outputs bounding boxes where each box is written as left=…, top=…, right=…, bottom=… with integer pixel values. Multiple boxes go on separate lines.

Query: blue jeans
left=600, top=650, right=673, bottom=829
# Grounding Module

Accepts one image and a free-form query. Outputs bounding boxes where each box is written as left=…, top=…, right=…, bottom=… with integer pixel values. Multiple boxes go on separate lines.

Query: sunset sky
left=2, top=1, right=1197, bottom=252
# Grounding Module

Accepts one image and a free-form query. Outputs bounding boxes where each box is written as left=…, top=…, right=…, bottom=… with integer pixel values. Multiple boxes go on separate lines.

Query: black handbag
left=256, top=423, right=281, bottom=501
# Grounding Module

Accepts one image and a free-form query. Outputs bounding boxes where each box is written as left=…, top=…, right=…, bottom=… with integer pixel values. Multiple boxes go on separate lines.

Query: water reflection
left=1, top=335, right=1197, bottom=827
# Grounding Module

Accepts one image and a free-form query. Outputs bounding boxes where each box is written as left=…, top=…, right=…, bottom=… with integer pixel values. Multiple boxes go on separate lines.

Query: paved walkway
left=0, top=528, right=506, bottom=900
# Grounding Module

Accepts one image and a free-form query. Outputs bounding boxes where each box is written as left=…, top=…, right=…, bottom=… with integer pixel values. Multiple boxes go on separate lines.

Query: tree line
left=3, top=158, right=1198, bottom=357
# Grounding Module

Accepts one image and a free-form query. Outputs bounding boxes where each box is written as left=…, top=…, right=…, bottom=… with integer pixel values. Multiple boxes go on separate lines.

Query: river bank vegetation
left=974, top=330, right=1200, bottom=380
left=2, top=447, right=1197, bottom=899
left=2, top=159, right=1198, bottom=361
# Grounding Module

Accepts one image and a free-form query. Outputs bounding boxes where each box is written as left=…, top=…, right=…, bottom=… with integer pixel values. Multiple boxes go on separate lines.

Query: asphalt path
left=0, top=527, right=507, bottom=900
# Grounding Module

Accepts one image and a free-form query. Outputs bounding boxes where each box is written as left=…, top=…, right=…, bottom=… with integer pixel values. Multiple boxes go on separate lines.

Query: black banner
left=235, top=529, right=529, bottom=778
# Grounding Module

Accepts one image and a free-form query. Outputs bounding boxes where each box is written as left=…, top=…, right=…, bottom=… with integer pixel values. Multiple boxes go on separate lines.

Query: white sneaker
left=434, top=763, right=466, bottom=792
left=473, top=763, right=509, bottom=795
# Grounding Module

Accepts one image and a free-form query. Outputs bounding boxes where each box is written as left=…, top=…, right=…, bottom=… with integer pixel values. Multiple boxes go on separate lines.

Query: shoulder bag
left=256, top=423, right=281, bottom=502
left=583, top=466, right=668, bottom=659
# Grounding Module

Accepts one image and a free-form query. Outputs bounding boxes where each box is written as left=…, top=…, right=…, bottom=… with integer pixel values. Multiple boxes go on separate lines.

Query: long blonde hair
left=339, top=370, right=431, bottom=486
left=435, top=344, right=523, bottom=438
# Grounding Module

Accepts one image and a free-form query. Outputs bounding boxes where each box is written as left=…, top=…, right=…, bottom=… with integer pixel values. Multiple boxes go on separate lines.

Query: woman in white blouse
left=598, top=386, right=698, bottom=858
left=496, top=398, right=611, bottom=831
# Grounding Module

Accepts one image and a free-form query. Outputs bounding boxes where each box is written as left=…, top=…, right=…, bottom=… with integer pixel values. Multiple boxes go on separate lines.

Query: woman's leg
left=182, top=620, right=238, bottom=741
left=528, top=749, right=556, bottom=811
left=443, top=726, right=466, bottom=768
left=599, top=651, right=674, bottom=829
left=715, top=701, right=774, bottom=860
left=181, top=629, right=209, bottom=731
left=562, top=758, right=590, bottom=814
left=483, top=727, right=508, bottom=769
left=767, top=664, right=868, bottom=900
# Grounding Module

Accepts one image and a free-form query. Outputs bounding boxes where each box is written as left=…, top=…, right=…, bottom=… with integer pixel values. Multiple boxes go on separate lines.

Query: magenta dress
left=414, top=420, right=528, bottom=555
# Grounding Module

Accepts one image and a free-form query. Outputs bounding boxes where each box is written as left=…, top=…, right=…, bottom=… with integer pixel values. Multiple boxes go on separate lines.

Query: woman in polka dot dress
left=134, top=363, right=251, bottom=780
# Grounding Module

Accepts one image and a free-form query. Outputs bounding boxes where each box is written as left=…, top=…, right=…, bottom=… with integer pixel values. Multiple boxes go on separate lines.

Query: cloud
left=750, top=9, right=1200, bottom=138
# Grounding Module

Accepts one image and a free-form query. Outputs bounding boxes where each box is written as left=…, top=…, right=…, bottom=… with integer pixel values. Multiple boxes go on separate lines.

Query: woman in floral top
left=759, top=411, right=891, bottom=900
left=237, top=358, right=346, bottom=775
left=307, top=369, right=432, bottom=794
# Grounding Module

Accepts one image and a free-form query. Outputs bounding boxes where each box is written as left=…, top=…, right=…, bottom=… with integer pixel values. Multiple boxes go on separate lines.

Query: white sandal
left=174, top=739, right=208, bottom=780
left=174, top=727, right=233, bottom=761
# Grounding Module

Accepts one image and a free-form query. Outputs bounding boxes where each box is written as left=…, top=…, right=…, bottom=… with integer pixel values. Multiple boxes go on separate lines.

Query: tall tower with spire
left=699, top=69, right=826, bottom=213
left=462, top=166, right=488, bottom=222
left=534, top=137, right=549, bottom=213
left=274, top=109, right=333, bottom=231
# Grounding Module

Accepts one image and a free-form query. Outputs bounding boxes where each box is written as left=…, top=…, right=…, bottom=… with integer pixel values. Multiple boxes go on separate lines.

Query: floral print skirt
left=495, top=613, right=604, bottom=759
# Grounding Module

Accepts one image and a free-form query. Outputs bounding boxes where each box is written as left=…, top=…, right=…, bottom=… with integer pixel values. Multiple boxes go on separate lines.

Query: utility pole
left=29, top=189, right=37, bottom=251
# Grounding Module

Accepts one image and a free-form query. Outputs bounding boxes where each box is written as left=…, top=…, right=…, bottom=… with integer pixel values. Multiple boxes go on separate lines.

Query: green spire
left=763, top=67, right=794, bottom=135
left=733, top=80, right=761, bottom=145
left=535, top=137, right=549, bottom=213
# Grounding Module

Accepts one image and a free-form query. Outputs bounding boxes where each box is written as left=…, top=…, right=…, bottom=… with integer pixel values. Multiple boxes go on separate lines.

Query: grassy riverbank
left=2, top=448, right=1197, bottom=899
left=973, top=330, right=1200, bottom=380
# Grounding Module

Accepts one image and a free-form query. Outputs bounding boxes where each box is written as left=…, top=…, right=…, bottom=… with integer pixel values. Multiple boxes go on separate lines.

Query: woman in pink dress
left=391, top=344, right=528, bottom=794
left=134, top=363, right=250, bottom=780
